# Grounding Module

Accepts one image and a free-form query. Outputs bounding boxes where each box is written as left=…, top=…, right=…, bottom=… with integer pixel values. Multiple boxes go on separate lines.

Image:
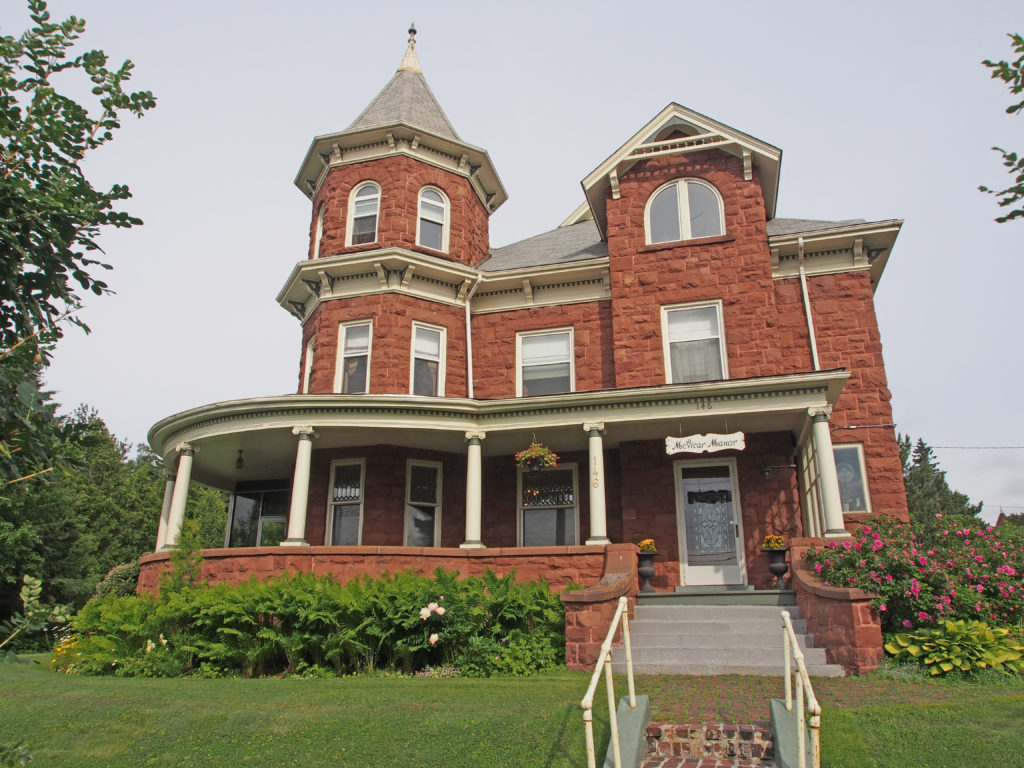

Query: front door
left=675, top=458, right=746, bottom=586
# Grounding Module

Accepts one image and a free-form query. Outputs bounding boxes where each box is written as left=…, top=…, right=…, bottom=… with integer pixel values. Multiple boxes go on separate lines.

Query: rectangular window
left=405, top=461, right=442, bottom=546
left=518, top=465, right=578, bottom=546
left=228, top=489, right=288, bottom=547
left=411, top=324, right=445, bottom=396
left=518, top=329, right=574, bottom=397
left=834, top=444, right=871, bottom=514
left=336, top=321, right=371, bottom=394
left=662, top=302, right=727, bottom=384
left=327, top=461, right=364, bottom=545
left=301, top=337, right=315, bottom=393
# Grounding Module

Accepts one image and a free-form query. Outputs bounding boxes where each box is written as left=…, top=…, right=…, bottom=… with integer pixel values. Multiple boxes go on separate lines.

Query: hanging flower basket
left=514, top=442, right=559, bottom=472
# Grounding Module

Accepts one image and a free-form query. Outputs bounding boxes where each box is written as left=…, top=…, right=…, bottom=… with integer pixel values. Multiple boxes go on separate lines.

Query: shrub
left=92, top=559, right=141, bottom=600
left=66, top=568, right=565, bottom=678
left=803, top=515, right=1023, bottom=631
left=885, top=619, right=1024, bottom=676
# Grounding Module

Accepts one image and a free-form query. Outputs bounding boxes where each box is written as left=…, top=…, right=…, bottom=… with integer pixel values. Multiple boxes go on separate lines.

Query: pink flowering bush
left=803, top=515, right=1024, bottom=631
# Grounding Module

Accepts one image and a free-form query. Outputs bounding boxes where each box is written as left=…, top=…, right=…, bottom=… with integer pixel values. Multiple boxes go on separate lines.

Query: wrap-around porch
left=144, top=370, right=854, bottom=594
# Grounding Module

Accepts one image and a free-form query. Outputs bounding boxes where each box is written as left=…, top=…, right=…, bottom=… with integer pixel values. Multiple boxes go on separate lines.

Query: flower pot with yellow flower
left=762, top=534, right=789, bottom=589
left=636, top=538, right=659, bottom=593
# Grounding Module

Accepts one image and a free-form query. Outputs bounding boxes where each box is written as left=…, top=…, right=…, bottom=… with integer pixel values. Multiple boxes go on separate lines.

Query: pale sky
left=5, top=0, right=1023, bottom=521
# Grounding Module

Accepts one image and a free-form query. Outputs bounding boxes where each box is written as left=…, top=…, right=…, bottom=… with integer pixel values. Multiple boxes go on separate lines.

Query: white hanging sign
left=665, top=432, right=746, bottom=455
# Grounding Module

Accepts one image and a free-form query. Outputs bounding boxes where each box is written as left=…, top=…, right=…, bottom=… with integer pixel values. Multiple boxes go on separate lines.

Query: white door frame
left=674, top=457, right=747, bottom=586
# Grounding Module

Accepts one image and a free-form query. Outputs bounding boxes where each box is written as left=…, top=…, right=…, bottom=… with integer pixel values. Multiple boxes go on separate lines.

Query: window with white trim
left=347, top=182, right=380, bottom=246
left=417, top=187, right=449, bottom=252
left=646, top=179, right=724, bottom=244
left=405, top=461, right=442, bottom=547
left=834, top=444, right=871, bottom=514
left=661, top=302, right=727, bottom=384
left=518, top=465, right=578, bottom=546
left=327, top=461, right=364, bottom=545
left=517, top=329, right=574, bottom=397
left=312, top=205, right=326, bottom=259
left=301, top=337, right=315, bottom=394
left=336, top=321, right=371, bottom=394
left=411, top=323, right=445, bottom=396
left=227, top=489, right=288, bottom=547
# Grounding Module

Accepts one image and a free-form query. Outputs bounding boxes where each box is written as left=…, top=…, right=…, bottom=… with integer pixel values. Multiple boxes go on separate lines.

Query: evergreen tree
left=898, top=435, right=983, bottom=525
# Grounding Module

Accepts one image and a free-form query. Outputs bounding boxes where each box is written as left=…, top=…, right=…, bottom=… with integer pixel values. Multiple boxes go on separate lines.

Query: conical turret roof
left=346, top=25, right=461, bottom=141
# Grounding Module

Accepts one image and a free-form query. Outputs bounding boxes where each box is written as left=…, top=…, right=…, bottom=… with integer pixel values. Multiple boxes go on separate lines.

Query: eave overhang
left=277, top=251, right=614, bottom=322
left=579, top=103, right=782, bottom=239
left=768, top=219, right=903, bottom=292
left=293, top=123, right=508, bottom=214
left=149, top=369, right=849, bottom=488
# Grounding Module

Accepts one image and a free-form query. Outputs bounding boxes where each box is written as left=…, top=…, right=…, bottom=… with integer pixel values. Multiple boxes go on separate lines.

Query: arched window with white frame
left=645, top=179, right=724, bottom=245
left=311, top=204, right=325, bottom=259
left=417, top=186, right=449, bottom=252
left=346, top=181, right=380, bottom=246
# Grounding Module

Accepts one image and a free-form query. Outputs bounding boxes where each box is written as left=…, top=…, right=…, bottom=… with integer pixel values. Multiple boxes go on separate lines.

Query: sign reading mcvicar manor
left=665, top=432, right=746, bottom=455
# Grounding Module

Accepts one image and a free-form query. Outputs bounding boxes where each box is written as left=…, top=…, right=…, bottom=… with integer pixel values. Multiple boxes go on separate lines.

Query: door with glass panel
left=328, top=461, right=363, bottom=545
left=405, top=461, right=441, bottom=547
left=674, top=459, right=746, bottom=585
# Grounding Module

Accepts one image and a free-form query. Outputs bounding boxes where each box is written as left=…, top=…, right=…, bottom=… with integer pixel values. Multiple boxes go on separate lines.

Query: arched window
left=347, top=182, right=380, bottom=246
left=312, top=205, right=325, bottom=259
left=417, top=186, right=449, bottom=252
left=645, top=179, right=724, bottom=244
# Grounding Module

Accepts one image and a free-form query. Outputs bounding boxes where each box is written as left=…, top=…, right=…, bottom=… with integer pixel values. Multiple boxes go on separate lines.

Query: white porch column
left=461, top=431, right=486, bottom=548
left=155, top=473, right=176, bottom=551
left=810, top=408, right=849, bottom=538
left=163, top=443, right=195, bottom=548
left=584, top=422, right=610, bottom=545
left=282, top=426, right=315, bottom=546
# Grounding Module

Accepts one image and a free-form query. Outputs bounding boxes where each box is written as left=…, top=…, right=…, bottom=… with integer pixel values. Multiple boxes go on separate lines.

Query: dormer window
left=417, top=187, right=449, bottom=252
left=645, top=179, right=724, bottom=244
left=347, top=182, right=380, bottom=246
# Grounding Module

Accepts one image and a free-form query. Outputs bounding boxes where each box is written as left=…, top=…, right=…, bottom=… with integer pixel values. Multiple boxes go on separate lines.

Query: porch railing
left=580, top=596, right=636, bottom=768
left=781, top=610, right=821, bottom=768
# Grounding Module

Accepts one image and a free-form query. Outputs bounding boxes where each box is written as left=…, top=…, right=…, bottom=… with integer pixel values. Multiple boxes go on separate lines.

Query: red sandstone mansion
left=142, top=30, right=907, bottom=594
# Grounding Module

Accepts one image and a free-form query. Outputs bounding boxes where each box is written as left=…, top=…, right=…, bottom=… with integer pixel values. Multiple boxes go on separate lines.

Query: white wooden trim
left=644, top=178, right=725, bottom=245
left=409, top=322, right=447, bottom=396
left=345, top=180, right=381, bottom=247
left=660, top=300, right=728, bottom=384
left=333, top=320, right=373, bottom=394
left=416, top=185, right=450, bottom=253
left=516, top=327, right=575, bottom=398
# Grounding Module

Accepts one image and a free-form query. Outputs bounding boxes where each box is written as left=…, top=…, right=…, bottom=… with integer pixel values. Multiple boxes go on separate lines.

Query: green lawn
left=821, top=684, right=1024, bottom=768
left=0, top=661, right=611, bottom=767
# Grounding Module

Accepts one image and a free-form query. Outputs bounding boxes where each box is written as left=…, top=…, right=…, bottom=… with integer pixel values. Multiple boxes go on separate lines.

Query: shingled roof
left=346, top=29, right=461, bottom=141
left=480, top=217, right=871, bottom=272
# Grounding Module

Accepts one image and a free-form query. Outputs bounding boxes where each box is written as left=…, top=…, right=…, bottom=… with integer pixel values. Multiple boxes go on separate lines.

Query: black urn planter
left=637, top=551, right=659, bottom=593
left=765, top=548, right=789, bottom=589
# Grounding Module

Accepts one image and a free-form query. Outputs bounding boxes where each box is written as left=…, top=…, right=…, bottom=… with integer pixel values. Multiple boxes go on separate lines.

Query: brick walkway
left=641, top=759, right=763, bottom=768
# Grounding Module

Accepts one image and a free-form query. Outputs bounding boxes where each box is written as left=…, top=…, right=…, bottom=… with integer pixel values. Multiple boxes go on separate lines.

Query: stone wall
left=561, top=544, right=638, bottom=669
left=138, top=544, right=607, bottom=595
left=790, top=541, right=883, bottom=674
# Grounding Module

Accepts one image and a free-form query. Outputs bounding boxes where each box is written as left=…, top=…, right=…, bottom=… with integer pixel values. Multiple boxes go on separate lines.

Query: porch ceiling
left=150, top=369, right=848, bottom=489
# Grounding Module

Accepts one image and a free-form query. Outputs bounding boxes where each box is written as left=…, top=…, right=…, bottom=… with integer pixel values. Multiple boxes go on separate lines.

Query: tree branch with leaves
left=980, top=33, right=1024, bottom=223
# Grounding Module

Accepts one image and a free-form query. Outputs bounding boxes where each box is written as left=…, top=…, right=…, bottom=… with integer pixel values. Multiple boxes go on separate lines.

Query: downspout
left=465, top=274, right=483, bottom=398
left=798, top=236, right=821, bottom=371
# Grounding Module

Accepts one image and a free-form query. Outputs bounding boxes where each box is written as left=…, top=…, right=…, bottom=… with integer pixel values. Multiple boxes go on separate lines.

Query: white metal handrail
left=580, top=596, right=636, bottom=768
left=781, top=610, right=822, bottom=768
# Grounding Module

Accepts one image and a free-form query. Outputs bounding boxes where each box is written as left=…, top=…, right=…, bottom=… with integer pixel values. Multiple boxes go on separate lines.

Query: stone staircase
left=612, top=591, right=844, bottom=677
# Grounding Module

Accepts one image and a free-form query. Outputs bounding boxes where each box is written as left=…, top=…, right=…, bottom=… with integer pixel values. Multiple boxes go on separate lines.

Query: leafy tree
left=980, top=33, right=1024, bottom=222
left=0, top=0, right=155, bottom=488
left=0, top=409, right=227, bottom=619
left=898, top=435, right=982, bottom=526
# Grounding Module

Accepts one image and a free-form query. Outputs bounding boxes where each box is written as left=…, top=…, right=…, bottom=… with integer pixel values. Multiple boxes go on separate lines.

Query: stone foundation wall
left=790, top=541, right=883, bottom=674
left=561, top=544, right=638, bottom=669
left=646, top=722, right=775, bottom=766
left=137, top=545, right=607, bottom=595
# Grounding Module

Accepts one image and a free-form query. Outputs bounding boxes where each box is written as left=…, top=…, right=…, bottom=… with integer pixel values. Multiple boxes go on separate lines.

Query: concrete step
left=634, top=605, right=802, bottom=621
left=640, top=588, right=797, bottom=607
left=628, top=630, right=816, bottom=651
left=618, top=602, right=844, bottom=677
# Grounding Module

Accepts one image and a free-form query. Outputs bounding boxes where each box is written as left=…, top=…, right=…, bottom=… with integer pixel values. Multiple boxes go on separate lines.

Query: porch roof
left=149, top=369, right=848, bottom=488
